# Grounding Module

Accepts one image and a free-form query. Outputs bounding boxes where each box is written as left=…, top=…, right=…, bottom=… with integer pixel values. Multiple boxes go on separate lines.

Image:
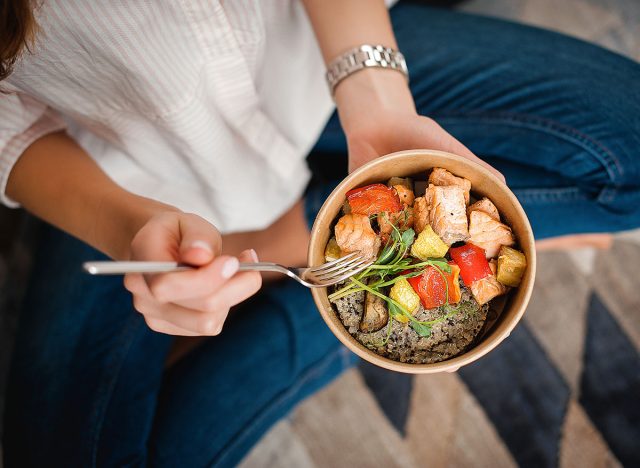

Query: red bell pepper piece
left=346, top=183, right=402, bottom=216
left=449, top=243, right=493, bottom=285
left=407, top=263, right=461, bottom=309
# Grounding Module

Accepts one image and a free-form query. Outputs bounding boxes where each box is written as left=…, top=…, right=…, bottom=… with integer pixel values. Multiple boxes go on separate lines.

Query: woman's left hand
left=334, top=69, right=504, bottom=182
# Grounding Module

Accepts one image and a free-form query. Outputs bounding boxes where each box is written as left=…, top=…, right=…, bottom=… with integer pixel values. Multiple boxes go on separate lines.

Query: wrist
left=334, top=68, right=416, bottom=135
left=93, top=188, right=179, bottom=260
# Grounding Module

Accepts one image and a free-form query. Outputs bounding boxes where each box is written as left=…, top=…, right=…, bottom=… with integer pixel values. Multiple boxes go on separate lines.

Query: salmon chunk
left=393, top=185, right=415, bottom=207
left=467, top=197, right=500, bottom=221
left=428, top=185, right=469, bottom=245
left=412, top=196, right=430, bottom=234
left=335, top=213, right=381, bottom=261
left=470, top=260, right=508, bottom=305
left=378, top=208, right=414, bottom=243
left=468, top=210, right=515, bottom=258
left=429, top=167, right=471, bottom=204
left=413, top=183, right=437, bottom=234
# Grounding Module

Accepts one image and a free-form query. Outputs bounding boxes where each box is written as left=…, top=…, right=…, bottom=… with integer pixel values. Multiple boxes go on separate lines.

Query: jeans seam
left=512, top=187, right=590, bottom=204
left=433, top=110, right=624, bottom=204
left=210, top=344, right=347, bottom=467
left=89, top=315, right=144, bottom=468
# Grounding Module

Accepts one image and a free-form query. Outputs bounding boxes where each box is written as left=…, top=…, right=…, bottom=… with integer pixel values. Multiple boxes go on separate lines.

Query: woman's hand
left=123, top=211, right=262, bottom=336
left=334, top=69, right=504, bottom=181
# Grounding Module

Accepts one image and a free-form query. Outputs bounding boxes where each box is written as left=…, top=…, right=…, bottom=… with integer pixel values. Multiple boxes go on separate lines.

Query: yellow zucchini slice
left=497, top=245, right=527, bottom=287
left=410, top=225, right=449, bottom=260
left=324, top=237, right=342, bottom=263
left=389, top=277, right=421, bottom=321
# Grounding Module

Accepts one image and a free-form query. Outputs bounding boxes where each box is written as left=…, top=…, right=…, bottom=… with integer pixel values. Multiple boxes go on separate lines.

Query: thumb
left=348, top=139, right=380, bottom=173
left=178, top=213, right=223, bottom=267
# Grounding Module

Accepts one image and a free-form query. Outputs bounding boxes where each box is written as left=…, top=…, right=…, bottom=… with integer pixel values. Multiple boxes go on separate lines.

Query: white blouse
left=0, top=0, right=335, bottom=233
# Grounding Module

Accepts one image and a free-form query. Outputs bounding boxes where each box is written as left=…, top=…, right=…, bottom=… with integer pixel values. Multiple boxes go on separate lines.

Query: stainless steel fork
left=82, top=252, right=373, bottom=288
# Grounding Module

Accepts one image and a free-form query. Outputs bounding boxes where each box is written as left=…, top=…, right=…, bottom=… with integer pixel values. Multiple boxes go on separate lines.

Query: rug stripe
left=459, top=322, right=569, bottom=467
left=358, top=361, right=414, bottom=436
left=579, top=293, right=640, bottom=466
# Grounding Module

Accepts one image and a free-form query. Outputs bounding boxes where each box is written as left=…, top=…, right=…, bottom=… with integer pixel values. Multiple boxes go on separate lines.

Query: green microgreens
left=375, top=311, right=395, bottom=347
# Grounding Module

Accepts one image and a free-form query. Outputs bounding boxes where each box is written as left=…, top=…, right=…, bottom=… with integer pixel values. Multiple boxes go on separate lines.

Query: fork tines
left=308, top=253, right=371, bottom=284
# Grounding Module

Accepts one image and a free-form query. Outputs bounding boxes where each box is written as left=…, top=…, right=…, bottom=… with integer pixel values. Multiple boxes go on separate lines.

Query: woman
left=2, top=0, right=639, bottom=466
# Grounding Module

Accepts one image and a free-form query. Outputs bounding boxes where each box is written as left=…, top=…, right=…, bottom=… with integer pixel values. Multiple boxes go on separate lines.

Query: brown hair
left=0, top=0, right=37, bottom=82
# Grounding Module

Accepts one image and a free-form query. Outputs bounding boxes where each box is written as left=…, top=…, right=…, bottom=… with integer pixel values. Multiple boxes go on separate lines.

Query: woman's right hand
left=123, top=211, right=263, bottom=336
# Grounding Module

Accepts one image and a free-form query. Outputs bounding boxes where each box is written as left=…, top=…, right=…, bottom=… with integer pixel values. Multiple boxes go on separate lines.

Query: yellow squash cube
left=497, top=245, right=527, bottom=287
left=389, top=277, right=421, bottom=321
left=324, top=238, right=342, bottom=263
left=410, top=225, right=449, bottom=260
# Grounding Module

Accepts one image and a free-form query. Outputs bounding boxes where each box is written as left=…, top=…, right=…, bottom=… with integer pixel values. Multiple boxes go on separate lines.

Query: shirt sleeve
left=0, top=92, right=66, bottom=208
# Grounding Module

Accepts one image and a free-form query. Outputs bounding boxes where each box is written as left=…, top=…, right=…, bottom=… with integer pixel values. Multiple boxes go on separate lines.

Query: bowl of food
left=308, top=149, right=536, bottom=373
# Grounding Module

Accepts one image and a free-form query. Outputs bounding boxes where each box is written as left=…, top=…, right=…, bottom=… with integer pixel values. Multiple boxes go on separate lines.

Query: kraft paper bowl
left=307, top=149, right=536, bottom=374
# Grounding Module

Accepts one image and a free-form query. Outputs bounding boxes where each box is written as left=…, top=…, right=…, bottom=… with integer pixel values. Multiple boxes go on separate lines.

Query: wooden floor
left=240, top=1, right=640, bottom=467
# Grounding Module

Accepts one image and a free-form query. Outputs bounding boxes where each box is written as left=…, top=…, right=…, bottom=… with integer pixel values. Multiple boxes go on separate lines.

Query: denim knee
left=399, top=4, right=640, bottom=226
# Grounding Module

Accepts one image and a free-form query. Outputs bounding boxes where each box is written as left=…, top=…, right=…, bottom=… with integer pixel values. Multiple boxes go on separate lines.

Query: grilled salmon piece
left=429, top=167, right=471, bottom=204
left=413, top=183, right=437, bottom=234
left=467, top=197, right=500, bottom=221
left=470, top=260, right=508, bottom=305
left=429, top=185, right=469, bottom=245
left=467, top=210, right=515, bottom=258
left=413, top=196, right=430, bottom=234
left=393, top=184, right=415, bottom=207
left=378, top=208, right=414, bottom=243
left=335, top=213, right=381, bottom=261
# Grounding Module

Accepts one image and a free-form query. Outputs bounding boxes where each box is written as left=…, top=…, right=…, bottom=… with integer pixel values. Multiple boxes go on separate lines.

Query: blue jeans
left=311, top=6, right=640, bottom=239
left=4, top=4, right=640, bottom=468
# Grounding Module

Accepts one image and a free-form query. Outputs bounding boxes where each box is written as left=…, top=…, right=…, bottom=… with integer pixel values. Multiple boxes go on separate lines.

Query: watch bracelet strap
left=325, top=44, right=409, bottom=96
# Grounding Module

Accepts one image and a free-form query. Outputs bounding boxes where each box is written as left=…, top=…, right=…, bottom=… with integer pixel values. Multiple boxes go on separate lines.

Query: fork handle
left=83, top=261, right=285, bottom=275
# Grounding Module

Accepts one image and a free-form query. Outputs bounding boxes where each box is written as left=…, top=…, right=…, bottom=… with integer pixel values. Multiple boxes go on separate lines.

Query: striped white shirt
left=0, top=0, right=335, bottom=233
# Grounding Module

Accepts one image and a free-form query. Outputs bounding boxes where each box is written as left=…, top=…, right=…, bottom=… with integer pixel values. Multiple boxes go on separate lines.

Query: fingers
left=129, top=213, right=182, bottom=263
left=130, top=212, right=222, bottom=266
left=145, top=254, right=240, bottom=302
left=448, top=141, right=506, bottom=184
left=124, top=249, right=262, bottom=336
left=144, top=316, right=200, bottom=336
left=178, top=249, right=262, bottom=312
left=126, top=272, right=231, bottom=335
left=345, top=114, right=506, bottom=184
left=177, top=213, right=223, bottom=266
left=136, top=292, right=231, bottom=334
left=130, top=211, right=226, bottom=297
left=413, top=117, right=506, bottom=183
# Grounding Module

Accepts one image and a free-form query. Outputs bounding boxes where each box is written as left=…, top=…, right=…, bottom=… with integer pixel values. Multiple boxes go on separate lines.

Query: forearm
left=302, top=0, right=397, bottom=63
left=302, top=0, right=415, bottom=131
left=6, top=131, right=176, bottom=260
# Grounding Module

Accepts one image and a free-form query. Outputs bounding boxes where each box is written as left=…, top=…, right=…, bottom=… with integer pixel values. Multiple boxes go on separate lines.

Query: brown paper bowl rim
left=307, top=149, right=536, bottom=374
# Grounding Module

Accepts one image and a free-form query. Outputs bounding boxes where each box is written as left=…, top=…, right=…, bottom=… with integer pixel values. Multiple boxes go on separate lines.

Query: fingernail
left=191, top=240, right=213, bottom=254
left=221, top=257, right=239, bottom=279
left=248, top=249, right=259, bottom=262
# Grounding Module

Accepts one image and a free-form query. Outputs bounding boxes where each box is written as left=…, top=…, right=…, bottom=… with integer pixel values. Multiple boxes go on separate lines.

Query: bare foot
left=536, top=233, right=613, bottom=251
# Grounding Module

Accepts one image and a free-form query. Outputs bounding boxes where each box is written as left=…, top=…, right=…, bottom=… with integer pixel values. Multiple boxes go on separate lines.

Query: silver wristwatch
left=325, top=44, right=409, bottom=96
